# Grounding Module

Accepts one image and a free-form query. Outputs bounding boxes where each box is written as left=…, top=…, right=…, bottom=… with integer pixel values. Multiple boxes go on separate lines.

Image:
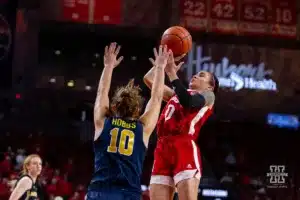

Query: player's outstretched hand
left=165, top=51, right=184, bottom=75
left=174, top=54, right=186, bottom=62
left=149, top=45, right=171, bottom=68
left=104, top=42, right=124, bottom=68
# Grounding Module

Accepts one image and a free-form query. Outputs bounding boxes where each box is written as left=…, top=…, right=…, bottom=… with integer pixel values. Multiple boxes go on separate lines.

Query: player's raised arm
left=143, top=51, right=185, bottom=102
left=94, top=43, right=123, bottom=139
left=140, top=46, right=170, bottom=146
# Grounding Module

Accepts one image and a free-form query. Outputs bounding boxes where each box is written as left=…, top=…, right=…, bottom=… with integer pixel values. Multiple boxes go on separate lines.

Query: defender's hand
left=174, top=54, right=186, bottom=62
left=149, top=45, right=171, bottom=68
left=104, top=42, right=124, bottom=68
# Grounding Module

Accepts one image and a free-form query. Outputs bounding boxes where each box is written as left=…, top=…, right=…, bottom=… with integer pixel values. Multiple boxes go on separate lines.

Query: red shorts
left=150, top=136, right=202, bottom=187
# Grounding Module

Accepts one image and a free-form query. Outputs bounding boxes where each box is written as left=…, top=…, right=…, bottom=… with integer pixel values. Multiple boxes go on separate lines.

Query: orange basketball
left=160, top=26, right=192, bottom=56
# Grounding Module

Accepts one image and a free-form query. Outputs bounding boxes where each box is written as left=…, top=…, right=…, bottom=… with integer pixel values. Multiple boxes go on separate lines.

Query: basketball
left=160, top=26, right=192, bottom=56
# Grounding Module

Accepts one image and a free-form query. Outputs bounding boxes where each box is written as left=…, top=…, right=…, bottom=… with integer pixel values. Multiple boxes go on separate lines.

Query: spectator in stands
left=56, top=173, right=73, bottom=198
left=0, top=177, right=10, bottom=199
left=5, top=146, right=15, bottom=158
left=46, top=178, right=58, bottom=197
left=0, top=155, right=12, bottom=177
left=42, top=161, right=54, bottom=182
left=69, top=191, right=80, bottom=200
left=54, top=196, right=64, bottom=200
left=15, top=149, right=26, bottom=170
left=63, top=158, right=74, bottom=175
left=53, top=169, right=62, bottom=182
left=7, top=173, right=18, bottom=192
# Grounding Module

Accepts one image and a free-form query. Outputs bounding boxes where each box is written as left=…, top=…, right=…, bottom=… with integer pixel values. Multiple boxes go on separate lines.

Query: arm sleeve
left=171, top=79, right=215, bottom=108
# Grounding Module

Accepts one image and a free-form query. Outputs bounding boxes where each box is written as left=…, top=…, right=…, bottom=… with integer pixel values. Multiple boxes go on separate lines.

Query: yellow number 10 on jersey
left=107, top=128, right=135, bottom=156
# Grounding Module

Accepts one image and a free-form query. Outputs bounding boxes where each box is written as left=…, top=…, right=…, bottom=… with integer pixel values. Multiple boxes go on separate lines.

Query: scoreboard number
left=275, top=8, right=292, bottom=24
left=77, top=0, right=88, bottom=4
left=244, top=5, right=265, bottom=21
left=212, top=3, right=234, bottom=18
left=184, top=0, right=206, bottom=16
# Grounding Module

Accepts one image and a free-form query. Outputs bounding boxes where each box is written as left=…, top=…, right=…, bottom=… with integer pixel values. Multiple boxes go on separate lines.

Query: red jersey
left=157, top=90, right=213, bottom=140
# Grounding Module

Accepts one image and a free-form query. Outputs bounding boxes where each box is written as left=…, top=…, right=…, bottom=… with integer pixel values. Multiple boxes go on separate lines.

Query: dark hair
left=111, top=79, right=144, bottom=119
left=209, top=73, right=219, bottom=95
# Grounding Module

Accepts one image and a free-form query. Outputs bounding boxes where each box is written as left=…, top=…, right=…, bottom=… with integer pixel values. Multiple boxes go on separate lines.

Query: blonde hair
left=22, top=154, right=41, bottom=175
left=111, top=79, right=144, bottom=119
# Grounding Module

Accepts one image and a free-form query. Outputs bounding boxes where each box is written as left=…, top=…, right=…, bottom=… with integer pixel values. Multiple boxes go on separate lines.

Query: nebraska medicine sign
left=184, top=44, right=277, bottom=91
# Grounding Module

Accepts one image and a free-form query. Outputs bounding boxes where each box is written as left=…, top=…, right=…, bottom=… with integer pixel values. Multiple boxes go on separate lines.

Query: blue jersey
left=88, top=117, right=146, bottom=195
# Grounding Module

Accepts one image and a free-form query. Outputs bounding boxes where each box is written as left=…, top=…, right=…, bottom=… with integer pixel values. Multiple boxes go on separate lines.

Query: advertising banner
left=183, top=42, right=300, bottom=119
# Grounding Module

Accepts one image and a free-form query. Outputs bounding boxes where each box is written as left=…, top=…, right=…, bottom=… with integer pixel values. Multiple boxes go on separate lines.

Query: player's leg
left=150, top=183, right=175, bottom=200
left=173, top=140, right=202, bottom=200
left=176, top=178, right=199, bottom=200
left=149, top=142, right=175, bottom=200
left=124, top=192, right=143, bottom=200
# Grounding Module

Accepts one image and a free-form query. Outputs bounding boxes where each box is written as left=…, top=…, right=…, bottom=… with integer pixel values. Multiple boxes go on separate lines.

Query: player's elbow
left=143, top=76, right=152, bottom=89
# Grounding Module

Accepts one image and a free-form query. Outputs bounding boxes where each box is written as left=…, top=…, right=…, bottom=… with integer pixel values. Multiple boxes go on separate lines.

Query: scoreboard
left=62, top=0, right=121, bottom=24
left=57, top=0, right=297, bottom=39
left=180, top=0, right=209, bottom=31
left=270, top=0, right=297, bottom=38
left=239, top=0, right=269, bottom=35
left=210, top=0, right=238, bottom=34
left=180, top=0, right=297, bottom=39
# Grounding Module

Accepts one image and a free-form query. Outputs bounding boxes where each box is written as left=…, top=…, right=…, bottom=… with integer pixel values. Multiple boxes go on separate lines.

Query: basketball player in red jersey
left=143, top=50, right=219, bottom=200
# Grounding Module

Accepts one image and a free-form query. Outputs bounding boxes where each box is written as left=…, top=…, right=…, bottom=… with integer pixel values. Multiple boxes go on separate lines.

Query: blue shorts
left=86, top=190, right=141, bottom=200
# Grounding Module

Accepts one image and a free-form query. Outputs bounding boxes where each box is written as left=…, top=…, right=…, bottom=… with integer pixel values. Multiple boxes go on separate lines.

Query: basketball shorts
left=86, top=190, right=140, bottom=200
left=150, top=136, right=202, bottom=187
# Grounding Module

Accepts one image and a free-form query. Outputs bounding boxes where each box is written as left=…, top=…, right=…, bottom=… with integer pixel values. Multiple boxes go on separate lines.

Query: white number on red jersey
left=164, top=104, right=175, bottom=121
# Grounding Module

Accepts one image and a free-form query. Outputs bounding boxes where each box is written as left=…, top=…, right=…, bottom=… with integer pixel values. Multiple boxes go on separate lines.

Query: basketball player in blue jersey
left=86, top=42, right=171, bottom=200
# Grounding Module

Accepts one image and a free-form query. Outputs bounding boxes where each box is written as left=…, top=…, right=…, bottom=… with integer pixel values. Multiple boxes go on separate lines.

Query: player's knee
left=150, top=184, right=174, bottom=200
left=176, top=178, right=199, bottom=200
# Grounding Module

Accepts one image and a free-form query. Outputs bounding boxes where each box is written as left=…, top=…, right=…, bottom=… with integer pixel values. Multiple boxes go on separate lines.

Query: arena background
left=1, top=0, right=300, bottom=199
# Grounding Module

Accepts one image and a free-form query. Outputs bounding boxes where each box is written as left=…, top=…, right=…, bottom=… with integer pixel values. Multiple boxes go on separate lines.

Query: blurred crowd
left=0, top=131, right=91, bottom=200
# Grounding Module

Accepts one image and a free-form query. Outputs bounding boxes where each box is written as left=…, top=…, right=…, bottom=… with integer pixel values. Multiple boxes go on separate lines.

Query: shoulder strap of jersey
left=135, top=119, right=143, bottom=129
left=14, top=174, right=34, bottom=189
left=94, top=117, right=111, bottom=142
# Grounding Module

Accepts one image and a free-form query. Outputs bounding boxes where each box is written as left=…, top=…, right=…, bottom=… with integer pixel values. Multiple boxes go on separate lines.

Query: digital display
left=210, top=0, right=238, bottom=34
left=267, top=113, right=299, bottom=129
left=180, top=0, right=209, bottom=31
